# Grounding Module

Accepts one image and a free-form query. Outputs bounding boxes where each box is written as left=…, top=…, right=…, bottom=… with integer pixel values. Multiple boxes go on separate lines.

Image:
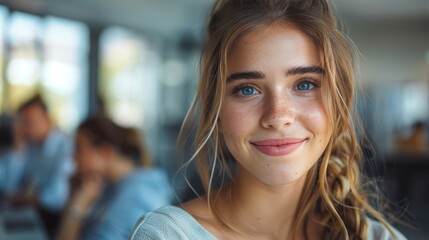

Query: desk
left=0, top=207, right=47, bottom=240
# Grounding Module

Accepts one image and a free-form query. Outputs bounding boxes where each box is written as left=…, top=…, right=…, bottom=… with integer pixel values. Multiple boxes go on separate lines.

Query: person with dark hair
left=0, top=94, right=74, bottom=228
left=56, top=115, right=172, bottom=240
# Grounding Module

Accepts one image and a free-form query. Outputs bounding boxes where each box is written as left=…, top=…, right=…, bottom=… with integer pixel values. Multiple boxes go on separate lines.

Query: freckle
left=319, top=139, right=322, bottom=143
left=295, top=172, right=298, bottom=175
left=257, top=217, right=261, bottom=221
left=266, top=163, right=270, bottom=167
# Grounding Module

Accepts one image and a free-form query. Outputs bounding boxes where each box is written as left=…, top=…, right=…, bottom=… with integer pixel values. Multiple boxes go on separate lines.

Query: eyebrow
left=226, top=65, right=325, bottom=83
left=286, top=65, right=325, bottom=76
left=227, top=71, right=265, bottom=82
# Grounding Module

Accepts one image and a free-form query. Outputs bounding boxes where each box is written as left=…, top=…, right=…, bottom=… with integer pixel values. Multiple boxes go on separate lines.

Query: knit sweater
left=129, top=205, right=407, bottom=240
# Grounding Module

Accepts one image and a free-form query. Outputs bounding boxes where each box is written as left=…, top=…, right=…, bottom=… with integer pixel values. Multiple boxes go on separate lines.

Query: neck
left=216, top=166, right=309, bottom=239
left=109, top=157, right=135, bottom=183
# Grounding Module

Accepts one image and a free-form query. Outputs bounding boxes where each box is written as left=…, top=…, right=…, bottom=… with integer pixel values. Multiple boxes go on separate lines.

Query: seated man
left=0, top=94, right=75, bottom=235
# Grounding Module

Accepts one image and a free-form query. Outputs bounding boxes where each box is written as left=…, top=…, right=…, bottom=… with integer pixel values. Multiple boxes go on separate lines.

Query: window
left=0, top=6, right=6, bottom=112
left=6, top=12, right=41, bottom=111
left=42, top=16, right=89, bottom=131
left=0, top=9, right=89, bottom=132
left=99, top=27, right=161, bottom=129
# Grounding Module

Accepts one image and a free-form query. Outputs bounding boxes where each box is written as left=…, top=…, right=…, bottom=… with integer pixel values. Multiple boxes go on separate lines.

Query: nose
left=261, top=94, right=295, bottom=130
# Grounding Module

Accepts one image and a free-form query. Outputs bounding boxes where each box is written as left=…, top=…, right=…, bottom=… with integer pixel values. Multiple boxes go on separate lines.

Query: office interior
left=0, top=0, right=428, bottom=239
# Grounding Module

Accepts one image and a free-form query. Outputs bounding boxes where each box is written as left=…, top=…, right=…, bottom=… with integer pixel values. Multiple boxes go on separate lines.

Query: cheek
left=219, top=106, right=240, bottom=131
left=76, top=151, right=103, bottom=173
left=76, top=152, right=91, bottom=172
left=25, top=124, right=36, bottom=134
left=300, top=101, right=331, bottom=138
left=219, top=103, right=256, bottom=144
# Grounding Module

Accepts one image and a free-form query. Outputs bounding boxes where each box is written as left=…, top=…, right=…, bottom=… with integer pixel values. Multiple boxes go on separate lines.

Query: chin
left=258, top=169, right=306, bottom=186
left=260, top=177, right=302, bottom=186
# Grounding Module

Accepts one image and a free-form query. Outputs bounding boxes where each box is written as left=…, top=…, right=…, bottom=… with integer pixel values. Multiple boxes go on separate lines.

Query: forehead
left=227, top=21, right=320, bottom=71
left=20, top=105, right=46, bottom=118
left=76, top=131, right=92, bottom=145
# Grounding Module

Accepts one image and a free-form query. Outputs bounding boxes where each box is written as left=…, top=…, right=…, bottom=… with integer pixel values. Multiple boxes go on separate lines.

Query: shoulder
left=43, top=129, right=73, bottom=156
left=107, top=171, right=172, bottom=214
left=126, top=168, right=169, bottom=185
left=119, top=169, right=172, bottom=197
left=366, top=218, right=407, bottom=240
left=140, top=168, right=169, bottom=181
left=129, top=205, right=216, bottom=240
left=48, top=128, right=71, bottom=145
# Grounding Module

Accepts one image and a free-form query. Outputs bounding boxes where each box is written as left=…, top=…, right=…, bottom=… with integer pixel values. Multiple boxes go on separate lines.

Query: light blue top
left=81, top=168, right=173, bottom=240
left=129, top=205, right=407, bottom=240
left=0, top=129, right=75, bottom=212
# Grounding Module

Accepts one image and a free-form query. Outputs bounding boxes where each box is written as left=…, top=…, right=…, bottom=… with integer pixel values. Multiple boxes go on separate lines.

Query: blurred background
left=0, top=0, right=427, bottom=239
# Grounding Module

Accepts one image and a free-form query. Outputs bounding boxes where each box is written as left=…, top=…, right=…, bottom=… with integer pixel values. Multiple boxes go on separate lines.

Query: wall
left=347, top=19, right=429, bottom=152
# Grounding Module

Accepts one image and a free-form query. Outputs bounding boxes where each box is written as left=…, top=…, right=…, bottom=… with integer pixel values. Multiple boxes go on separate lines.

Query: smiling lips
left=250, top=138, right=306, bottom=156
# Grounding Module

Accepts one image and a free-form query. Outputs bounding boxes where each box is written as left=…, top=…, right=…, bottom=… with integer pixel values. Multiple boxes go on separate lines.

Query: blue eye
left=296, top=81, right=315, bottom=91
left=239, top=86, right=257, bottom=96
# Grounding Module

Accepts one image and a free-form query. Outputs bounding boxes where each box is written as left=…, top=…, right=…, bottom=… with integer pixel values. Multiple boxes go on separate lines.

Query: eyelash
left=294, top=79, right=321, bottom=92
left=232, top=84, right=260, bottom=97
left=231, top=78, right=321, bottom=97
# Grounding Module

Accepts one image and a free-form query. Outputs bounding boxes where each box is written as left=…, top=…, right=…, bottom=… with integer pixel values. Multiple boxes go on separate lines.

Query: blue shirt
left=0, top=128, right=75, bottom=212
left=81, top=168, right=173, bottom=240
left=129, top=206, right=407, bottom=240
left=0, top=150, right=26, bottom=195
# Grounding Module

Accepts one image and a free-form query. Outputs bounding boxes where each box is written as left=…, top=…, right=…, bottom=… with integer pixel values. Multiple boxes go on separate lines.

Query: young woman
left=57, top=115, right=172, bottom=240
left=130, top=0, right=406, bottom=239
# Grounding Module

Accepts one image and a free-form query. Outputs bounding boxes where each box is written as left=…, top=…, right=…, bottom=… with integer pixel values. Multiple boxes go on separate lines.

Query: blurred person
left=394, top=121, right=428, bottom=153
left=130, top=0, right=406, bottom=239
left=0, top=94, right=74, bottom=233
left=56, top=115, right=172, bottom=240
left=0, top=115, right=20, bottom=196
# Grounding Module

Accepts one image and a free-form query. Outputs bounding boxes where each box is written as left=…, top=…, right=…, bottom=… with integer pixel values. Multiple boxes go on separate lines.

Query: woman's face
left=219, top=21, right=332, bottom=185
left=74, top=131, right=107, bottom=175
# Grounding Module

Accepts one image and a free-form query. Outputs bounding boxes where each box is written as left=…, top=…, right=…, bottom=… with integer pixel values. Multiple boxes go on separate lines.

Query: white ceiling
left=3, top=0, right=429, bottom=40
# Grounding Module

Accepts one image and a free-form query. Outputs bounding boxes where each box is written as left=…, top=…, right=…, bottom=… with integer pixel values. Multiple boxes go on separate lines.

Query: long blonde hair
left=179, top=0, right=396, bottom=239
